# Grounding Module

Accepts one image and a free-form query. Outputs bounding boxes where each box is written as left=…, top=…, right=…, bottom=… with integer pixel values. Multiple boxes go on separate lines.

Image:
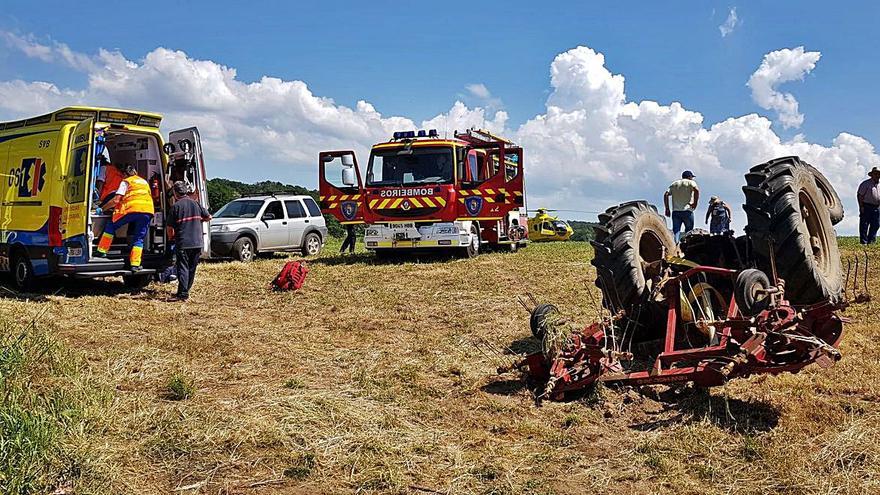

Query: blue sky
left=1, top=1, right=878, bottom=231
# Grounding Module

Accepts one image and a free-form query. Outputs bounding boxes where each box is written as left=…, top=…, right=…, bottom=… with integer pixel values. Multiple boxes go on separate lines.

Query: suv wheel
left=233, top=237, right=255, bottom=262
left=303, top=232, right=322, bottom=257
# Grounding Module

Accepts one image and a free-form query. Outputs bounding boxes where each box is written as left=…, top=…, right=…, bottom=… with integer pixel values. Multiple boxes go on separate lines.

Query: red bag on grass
left=271, top=261, right=309, bottom=291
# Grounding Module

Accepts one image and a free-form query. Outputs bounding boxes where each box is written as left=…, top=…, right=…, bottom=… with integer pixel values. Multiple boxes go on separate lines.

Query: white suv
left=210, top=194, right=328, bottom=262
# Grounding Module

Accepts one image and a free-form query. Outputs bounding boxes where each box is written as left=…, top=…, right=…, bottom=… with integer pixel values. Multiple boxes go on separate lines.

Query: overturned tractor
left=513, top=156, right=852, bottom=401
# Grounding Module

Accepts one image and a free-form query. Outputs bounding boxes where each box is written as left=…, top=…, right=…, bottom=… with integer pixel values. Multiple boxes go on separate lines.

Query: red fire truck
left=318, top=128, right=528, bottom=256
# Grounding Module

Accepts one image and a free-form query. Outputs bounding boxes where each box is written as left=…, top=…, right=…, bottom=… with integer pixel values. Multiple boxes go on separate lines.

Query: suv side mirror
left=342, top=167, right=356, bottom=186
left=262, top=212, right=276, bottom=221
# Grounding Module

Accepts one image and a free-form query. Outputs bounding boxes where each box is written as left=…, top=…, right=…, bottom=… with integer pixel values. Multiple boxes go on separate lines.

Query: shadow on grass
left=630, top=386, right=780, bottom=434
left=0, top=275, right=164, bottom=301
left=481, top=379, right=527, bottom=396
left=309, top=249, right=465, bottom=267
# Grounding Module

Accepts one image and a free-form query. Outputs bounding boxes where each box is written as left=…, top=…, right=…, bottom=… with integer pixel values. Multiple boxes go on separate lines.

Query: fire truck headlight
left=365, top=229, right=380, bottom=237
left=434, top=226, right=456, bottom=235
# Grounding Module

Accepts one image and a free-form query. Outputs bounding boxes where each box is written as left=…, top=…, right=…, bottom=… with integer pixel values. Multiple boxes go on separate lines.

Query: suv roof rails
left=240, top=191, right=298, bottom=198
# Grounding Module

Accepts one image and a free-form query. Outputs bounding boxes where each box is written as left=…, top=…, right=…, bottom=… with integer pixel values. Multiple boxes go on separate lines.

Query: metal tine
left=864, top=250, right=871, bottom=297
left=853, top=255, right=861, bottom=301
left=844, top=257, right=852, bottom=302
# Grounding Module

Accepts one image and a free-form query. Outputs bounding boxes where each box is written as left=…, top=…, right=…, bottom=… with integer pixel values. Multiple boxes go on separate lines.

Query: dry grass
left=2, top=239, right=880, bottom=494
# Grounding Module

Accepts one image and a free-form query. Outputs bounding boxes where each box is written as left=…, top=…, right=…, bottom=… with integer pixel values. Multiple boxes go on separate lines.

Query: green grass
left=0, top=319, right=111, bottom=494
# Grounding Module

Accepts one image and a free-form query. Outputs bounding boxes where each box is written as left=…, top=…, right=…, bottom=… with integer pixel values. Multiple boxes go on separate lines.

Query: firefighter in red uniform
left=94, top=165, right=155, bottom=271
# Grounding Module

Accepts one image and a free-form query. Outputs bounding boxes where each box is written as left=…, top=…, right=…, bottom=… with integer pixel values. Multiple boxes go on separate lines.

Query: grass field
left=1, top=239, right=879, bottom=494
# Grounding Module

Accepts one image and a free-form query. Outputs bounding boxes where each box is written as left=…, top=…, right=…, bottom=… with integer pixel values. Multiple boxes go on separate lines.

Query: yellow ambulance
left=0, top=107, right=210, bottom=290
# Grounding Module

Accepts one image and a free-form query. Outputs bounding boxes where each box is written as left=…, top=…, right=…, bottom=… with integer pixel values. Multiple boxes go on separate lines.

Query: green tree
left=206, top=180, right=240, bottom=213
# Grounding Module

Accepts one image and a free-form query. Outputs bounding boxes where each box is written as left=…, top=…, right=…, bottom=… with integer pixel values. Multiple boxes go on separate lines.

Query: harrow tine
left=853, top=255, right=860, bottom=301
left=844, top=257, right=852, bottom=302
left=864, top=250, right=870, bottom=298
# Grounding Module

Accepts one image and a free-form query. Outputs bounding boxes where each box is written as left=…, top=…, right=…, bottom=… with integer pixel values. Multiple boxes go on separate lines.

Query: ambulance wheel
left=233, top=237, right=255, bottom=262
left=463, top=224, right=480, bottom=258
left=12, top=252, right=35, bottom=292
left=123, top=273, right=152, bottom=290
left=302, top=232, right=322, bottom=257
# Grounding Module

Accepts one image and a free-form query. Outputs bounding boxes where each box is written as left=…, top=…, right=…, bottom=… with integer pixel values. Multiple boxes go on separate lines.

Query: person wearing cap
left=167, top=181, right=212, bottom=301
left=857, top=167, right=880, bottom=244
left=94, top=165, right=154, bottom=270
left=705, top=196, right=732, bottom=234
left=664, top=170, right=700, bottom=242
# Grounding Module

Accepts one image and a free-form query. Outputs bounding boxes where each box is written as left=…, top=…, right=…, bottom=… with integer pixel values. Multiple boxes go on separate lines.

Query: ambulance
left=0, top=107, right=210, bottom=290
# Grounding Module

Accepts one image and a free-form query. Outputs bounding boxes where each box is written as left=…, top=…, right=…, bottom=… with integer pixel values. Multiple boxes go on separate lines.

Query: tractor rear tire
left=591, top=201, right=677, bottom=332
left=805, top=163, right=844, bottom=225
left=742, top=156, right=843, bottom=305
left=530, top=303, right=560, bottom=340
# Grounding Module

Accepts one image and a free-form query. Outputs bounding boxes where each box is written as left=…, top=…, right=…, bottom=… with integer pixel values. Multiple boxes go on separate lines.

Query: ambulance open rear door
left=167, top=128, right=211, bottom=257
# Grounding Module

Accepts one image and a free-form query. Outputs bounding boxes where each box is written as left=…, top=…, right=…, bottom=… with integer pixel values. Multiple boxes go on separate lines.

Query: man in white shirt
left=664, top=170, right=700, bottom=242
left=857, top=167, right=880, bottom=244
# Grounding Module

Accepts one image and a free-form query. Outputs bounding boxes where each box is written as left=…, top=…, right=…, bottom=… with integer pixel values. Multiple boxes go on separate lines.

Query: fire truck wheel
left=742, top=156, right=843, bottom=304
left=530, top=303, right=560, bottom=340
left=463, top=224, right=480, bottom=258
left=12, top=250, right=36, bottom=292
left=734, top=269, right=771, bottom=316
left=233, top=237, right=255, bottom=263
left=805, top=163, right=844, bottom=225
left=591, top=201, right=677, bottom=333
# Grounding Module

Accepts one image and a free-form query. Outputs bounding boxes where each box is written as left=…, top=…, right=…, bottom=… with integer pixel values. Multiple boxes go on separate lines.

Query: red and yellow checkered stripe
left=457, top=188, right=522, bottom=204
left=319, top=193, right=362, bottom=210
left=368, top=196, right=448, bottom=210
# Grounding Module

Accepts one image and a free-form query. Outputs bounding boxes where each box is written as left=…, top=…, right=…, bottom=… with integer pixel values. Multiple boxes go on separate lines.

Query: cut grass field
left=1, top=239, right=879, bottom=494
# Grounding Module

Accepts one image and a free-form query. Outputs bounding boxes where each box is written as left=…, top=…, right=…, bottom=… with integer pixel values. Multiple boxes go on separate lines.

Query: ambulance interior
left=89, top=131, right=167, bottom=261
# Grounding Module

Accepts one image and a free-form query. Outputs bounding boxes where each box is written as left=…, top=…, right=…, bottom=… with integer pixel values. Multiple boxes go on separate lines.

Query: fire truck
left=318, top=129, right=528, bottom=256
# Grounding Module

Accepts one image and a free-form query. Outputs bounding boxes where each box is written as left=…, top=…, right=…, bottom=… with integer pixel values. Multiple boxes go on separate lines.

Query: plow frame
left=524, top=264, right=845, bottom=400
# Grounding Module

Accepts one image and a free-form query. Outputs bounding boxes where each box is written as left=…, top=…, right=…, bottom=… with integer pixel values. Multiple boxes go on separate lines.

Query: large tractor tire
left=591, top=201, right=677, bottom=328
left=742, top=156, right=843, bottom=305
left=805, top=162, right=844, bottom=225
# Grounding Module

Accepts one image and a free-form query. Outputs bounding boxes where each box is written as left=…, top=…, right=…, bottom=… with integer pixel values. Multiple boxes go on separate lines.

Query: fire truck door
left=318, top=150, right=364, bottom=223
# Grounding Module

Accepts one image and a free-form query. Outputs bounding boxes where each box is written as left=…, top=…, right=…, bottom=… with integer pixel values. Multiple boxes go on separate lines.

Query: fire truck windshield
left=366, top=146, right=454, bottom=187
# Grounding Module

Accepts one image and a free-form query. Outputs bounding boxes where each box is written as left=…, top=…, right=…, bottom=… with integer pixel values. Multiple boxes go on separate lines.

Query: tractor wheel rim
left=307, top=237, right=320, bottom=254
left=799, top=191, right=830, bottom=275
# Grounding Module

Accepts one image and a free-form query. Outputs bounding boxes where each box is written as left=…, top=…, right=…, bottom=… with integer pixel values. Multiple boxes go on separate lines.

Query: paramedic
left=167, top=181, right=212, bottom=301
left=95, top=165, right=155, bottom=271
left=94, top=157, right=127, bottom=208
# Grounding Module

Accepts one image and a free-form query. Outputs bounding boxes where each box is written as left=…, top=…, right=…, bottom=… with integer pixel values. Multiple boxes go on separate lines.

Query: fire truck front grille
left=374, top=207, right=442, bottom=218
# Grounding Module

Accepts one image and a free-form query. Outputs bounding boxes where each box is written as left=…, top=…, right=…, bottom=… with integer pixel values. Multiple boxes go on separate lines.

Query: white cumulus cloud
left=719, top=7, right=740, bottom=37
left=747, top=46, right=821, bottom=129
left=0, top=35, right=875, bottom=234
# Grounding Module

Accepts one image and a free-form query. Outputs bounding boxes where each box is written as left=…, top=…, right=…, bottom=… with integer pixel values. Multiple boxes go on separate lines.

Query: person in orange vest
left=94, top=165, right=155, bottom=271
left=94, top=156, right=127, bottom=209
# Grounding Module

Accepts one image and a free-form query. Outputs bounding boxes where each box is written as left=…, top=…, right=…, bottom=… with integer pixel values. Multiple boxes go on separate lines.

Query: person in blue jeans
left=705, top=196, right=732, bottom=234
left=664, top=170, right=700, bottom=242
left=857, top=167, right=880, bottom=244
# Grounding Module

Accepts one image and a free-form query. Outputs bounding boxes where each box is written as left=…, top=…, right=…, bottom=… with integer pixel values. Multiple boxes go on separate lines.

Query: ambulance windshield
left=366, top=147, right=453, bottom=187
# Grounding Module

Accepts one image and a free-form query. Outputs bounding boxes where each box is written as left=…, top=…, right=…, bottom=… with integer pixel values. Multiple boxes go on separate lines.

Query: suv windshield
left=366, top=146, right=454, bottom=186
left=215, top=200, right=264, bottom=218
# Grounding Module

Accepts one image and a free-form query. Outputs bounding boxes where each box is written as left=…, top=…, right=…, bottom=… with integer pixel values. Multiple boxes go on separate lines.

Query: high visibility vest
left=113, top=176, right=155, bottom=222
left=99, top=164, right=126, bottom=200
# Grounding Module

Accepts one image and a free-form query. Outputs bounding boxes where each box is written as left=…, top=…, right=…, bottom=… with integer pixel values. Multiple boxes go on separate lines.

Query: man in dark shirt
left=167, top=181, right=211, bottom=301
